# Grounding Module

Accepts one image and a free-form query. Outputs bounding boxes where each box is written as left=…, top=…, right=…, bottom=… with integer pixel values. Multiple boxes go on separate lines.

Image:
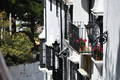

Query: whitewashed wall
left=103, top=0, right=120, bottom=80
left=45, top=0, right=65, bottom=47
left=91, top=64, right=102, bottom=80
left=73, top=0, right=89, bottom=25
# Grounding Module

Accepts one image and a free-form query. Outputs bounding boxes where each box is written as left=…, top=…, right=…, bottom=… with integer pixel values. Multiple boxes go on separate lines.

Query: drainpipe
left=88, top=0, right=92, bottom=22
left=44, top=0, right=47, bottom=41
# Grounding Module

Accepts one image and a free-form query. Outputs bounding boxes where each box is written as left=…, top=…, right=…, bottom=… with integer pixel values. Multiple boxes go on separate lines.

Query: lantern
left=85, top=22, right=94, bottom=36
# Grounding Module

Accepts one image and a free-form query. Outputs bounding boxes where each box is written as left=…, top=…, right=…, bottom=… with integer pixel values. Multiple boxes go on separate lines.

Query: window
left=69, top=5, right=73, bottom=23
left=56, top=0, right=59, bottom=16
left=64, top=5, right=68, bottom=39
left=51, top=50, right=53, bottom=66
left=42, top=43, right=46, bottom=65
left=55, top=56, right=59, bottom=69
left=50, top=0, right=52, bottom=11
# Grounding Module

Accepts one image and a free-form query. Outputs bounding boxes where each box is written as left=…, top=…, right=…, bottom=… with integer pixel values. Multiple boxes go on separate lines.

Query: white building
left=45, top=0, right=65, bottom=47
left=90, top=0, right=104, bottom=80
left=103, top=0, right=120, bottom=80
left=39, top=0, right=66, bottom=80
left=63, top=0, right=91, bottom=80
left=39, top=0, right=106, bottom=80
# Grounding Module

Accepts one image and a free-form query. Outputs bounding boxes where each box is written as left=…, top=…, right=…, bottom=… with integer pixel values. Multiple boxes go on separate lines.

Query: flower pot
left=79, top=46, right=86, bottom=51
left=95, top=56, right=103, bottom=61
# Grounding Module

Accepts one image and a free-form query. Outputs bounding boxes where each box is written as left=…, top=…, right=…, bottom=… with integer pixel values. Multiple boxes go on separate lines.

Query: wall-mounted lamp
left=52, top=41, right=60, bottom=53
left=95, top=31, right=108, bottom=44
left=85, top=22, right=94, bottom=36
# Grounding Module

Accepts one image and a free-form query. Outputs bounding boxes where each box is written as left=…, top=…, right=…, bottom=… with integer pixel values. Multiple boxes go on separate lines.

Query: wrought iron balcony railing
left=69, top=23, right=80, bottom=52
left=68, top=22, right=93, bottom=54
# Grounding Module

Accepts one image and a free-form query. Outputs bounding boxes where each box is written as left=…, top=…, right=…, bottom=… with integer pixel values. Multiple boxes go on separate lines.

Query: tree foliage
left=0, top=11, right=9, bottom=27
left=0, top=0, right=43, bottom=65
left=0, top=32, right=34, bottom=66
left=0, top=11, right=10, bottom=40
left=8, top=0, right=43, bottom=25
left=0, top=10, right=35, bottom=66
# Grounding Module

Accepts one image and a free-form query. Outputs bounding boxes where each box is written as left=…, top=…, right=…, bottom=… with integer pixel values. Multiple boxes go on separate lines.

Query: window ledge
left=91, top=57, right=103, bottom=75
left=78, top=68, right=88, bottom=77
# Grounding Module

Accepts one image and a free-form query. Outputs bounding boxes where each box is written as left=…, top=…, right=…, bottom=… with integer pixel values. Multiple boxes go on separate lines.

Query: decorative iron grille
left=69, top=23, right=80, bottom=52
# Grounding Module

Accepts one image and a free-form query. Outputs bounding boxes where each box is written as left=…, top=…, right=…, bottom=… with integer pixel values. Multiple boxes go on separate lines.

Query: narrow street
left=9, top=62, right=45, bottom=80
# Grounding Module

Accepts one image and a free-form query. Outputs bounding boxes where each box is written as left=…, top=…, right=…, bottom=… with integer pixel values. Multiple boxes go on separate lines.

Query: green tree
left=0, top=0, right=43, bottom=36
left=9, top=0, right=43, bottom=26
left=0, top=0, right=43, bottom=65
left=0, top=11, right=9, bottom=39
left=9, top=0, right=43, bottom=45
left=0, top=32, right=34, bottom=66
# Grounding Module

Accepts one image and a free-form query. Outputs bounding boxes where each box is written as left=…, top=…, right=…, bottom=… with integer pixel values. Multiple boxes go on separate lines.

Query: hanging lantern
left=85, top=22, right=94, bottom=36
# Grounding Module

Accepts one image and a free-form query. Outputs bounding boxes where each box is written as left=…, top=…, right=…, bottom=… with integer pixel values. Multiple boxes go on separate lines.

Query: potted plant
left=80, top=38, right=86, bottom=51
left=76, top=38, right=87, bottom=52
left=93, top=45, right=103, bottom=60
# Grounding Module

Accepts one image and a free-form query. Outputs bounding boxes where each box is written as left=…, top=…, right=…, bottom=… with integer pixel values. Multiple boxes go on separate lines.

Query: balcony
left=66, top=22, right=104, bottom=80
left=91, top=46, right=103, bottom=78
left=92, top=45, right=103, bottom=61
left=69, top=23, right=80, bottom=52
left=68, top=23, right=92, bottom=54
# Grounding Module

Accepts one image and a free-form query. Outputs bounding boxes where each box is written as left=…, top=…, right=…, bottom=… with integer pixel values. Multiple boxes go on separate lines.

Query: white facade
left=103, top=0, right=120, bottom=80
left=91, top=0, right=104, bottom=16
left=41, top=0, right=66, bottom=80
left=45, top=0, right=65, bottom=47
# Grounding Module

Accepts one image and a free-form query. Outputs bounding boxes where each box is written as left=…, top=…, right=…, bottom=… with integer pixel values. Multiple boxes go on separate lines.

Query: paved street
left=0, top=54, right=12, bottom=80
left=9, top=62, right=45, bottom=80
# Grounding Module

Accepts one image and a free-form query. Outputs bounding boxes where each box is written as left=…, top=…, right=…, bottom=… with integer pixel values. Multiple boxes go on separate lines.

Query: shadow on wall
left=81, top=0, right=95, bottom=13
left=104, top=31, right=115, bottom=80
left=115, top=28, right=120, bottom=80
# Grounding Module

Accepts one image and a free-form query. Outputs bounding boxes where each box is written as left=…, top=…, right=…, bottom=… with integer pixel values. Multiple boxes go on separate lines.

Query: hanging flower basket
left=92, top=45, right=103, bottom=60
left=76, top=38, right=87, bottom=52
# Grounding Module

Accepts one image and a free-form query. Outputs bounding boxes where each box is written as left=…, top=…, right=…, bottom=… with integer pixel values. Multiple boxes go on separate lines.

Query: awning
left=91, top=0, right=103, bottom=16
left=68, top=52, right=80, bottom=64
left=73, top=0, right=89, bottom=25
